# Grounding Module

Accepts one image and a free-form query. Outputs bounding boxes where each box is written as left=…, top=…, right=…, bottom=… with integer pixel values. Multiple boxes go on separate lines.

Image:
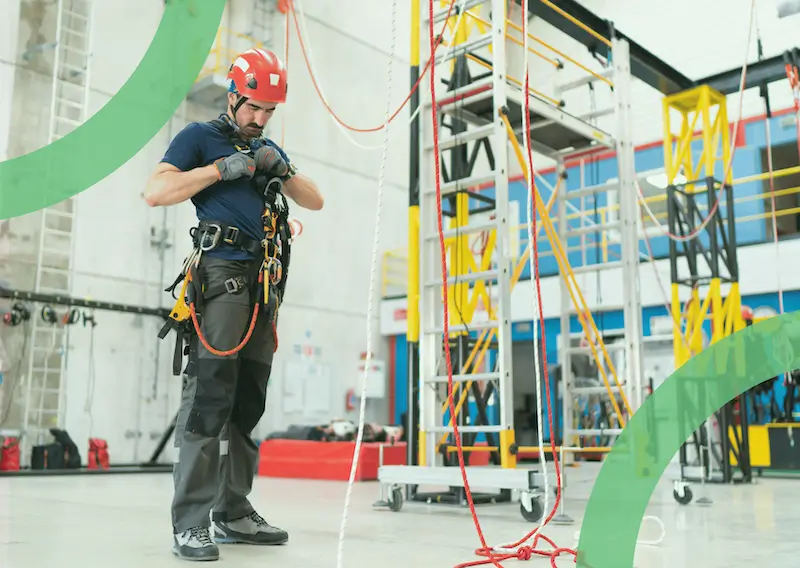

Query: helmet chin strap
left=225, top=94, right=250, bottom=139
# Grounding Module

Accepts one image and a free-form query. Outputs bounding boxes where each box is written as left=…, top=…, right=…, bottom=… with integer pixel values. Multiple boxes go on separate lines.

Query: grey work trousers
left=171, top=256, right=276, bottom=534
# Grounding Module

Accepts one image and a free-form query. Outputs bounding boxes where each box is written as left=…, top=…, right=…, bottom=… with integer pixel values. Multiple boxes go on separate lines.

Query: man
left=143, top=48, right=323, bottom=562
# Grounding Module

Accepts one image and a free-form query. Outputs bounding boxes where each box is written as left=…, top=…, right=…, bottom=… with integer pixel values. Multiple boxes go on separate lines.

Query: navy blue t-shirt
left=160, top=121, right=291, bottom=260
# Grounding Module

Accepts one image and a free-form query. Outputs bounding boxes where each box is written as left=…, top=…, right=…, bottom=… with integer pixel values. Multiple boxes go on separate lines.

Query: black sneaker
left=213, top=511, right=288, bottom=545
left=172, top=526, right=220, bottom=561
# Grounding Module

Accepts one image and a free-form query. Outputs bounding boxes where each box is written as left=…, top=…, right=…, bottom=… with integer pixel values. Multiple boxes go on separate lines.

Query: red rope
left=425, top=1, right=502, bottom=566
left=425, top=2, right=574, bottom=566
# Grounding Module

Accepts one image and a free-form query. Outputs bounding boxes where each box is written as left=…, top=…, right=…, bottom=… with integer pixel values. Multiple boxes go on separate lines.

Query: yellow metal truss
left=662, top=84, right=744, bottom=369
left=662, top=84, right=732, bottom=192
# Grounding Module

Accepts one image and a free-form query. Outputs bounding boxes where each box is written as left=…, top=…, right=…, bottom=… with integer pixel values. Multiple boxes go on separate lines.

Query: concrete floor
left=0, top=462, right=792, bottom=567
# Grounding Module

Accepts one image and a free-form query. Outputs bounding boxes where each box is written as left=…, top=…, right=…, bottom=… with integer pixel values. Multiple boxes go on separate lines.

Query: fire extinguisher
left=346, top=389, right=357, bottom=412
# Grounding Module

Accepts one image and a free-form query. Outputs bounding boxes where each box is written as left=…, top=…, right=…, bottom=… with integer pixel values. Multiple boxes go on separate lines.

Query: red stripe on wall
left=467, top=104, right=796, bottom=191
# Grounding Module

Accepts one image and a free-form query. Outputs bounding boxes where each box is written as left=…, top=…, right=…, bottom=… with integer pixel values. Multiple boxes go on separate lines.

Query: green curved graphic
left=0, top=0, right=226, bottom=220
left=578, top=311, right=800, bottom=567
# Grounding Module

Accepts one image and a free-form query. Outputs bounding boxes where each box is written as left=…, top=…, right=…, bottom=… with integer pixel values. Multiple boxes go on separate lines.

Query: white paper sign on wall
left=357, top=355, right=386, bottom=399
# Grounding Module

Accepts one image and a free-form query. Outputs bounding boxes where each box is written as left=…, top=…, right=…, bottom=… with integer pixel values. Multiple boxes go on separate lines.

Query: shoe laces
left=248, top=511, right=269, bottom=528
left=189, top=526, right=213, bottom=546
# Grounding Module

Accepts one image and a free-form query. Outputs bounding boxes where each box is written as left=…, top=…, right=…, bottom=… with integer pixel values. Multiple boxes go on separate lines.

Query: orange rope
left=287, top=0, right=455, bottom=133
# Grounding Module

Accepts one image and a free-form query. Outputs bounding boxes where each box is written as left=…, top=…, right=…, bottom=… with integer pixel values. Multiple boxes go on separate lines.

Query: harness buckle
left=224, top=276, right=245, bottom=294
left=223, top=226, right=240, bottom=245
left=198, top=224, right=222, bottom=251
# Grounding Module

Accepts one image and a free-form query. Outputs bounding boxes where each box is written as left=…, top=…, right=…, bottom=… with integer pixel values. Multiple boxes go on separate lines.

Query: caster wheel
left=520, top=497, right=544, bottom=522
left=388, top=487, right=403, bottom=512
left=673, top=485, right=693, bottom=505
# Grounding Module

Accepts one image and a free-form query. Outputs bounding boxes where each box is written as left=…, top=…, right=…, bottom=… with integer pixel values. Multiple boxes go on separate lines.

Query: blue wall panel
left=393, top=291, right=800, bottom=439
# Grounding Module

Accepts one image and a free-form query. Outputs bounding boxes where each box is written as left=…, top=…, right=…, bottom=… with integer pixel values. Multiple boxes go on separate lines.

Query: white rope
left=519, top=0, right=551, bottom=536
left=294, top=2, right=423, bottom=151
left=335, top=0, right=397, bottom=565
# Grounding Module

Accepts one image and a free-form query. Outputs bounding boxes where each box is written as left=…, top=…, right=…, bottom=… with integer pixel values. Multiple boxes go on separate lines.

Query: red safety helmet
left=741, top=305, right=754, bottom=322
left=227, top=48, right=287, bottom=105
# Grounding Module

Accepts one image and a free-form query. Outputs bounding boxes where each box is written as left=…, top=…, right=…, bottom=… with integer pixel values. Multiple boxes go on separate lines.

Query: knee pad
left=186, top=358, right=237, bottom=438
left=232, top=359, right=271, bottom=436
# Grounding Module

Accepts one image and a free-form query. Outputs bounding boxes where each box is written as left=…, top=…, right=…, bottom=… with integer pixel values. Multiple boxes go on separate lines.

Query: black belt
left=192, top=220, right=263, bottom=255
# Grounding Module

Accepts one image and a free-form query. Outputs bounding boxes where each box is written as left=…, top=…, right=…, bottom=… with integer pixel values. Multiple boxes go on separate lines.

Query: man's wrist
left=282, top=162, right=297, bottom=182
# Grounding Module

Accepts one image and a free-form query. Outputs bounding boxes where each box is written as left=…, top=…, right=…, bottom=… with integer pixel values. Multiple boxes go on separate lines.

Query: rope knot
left=516, top=546, right=533, bottom=560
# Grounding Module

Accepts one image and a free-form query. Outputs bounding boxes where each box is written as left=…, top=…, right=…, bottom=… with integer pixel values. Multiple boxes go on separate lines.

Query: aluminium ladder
left=22, top=0, right=94, bottom=461
left=554, top=38, right=645, bottom=454
left=378, top=0, right=643, bottom=520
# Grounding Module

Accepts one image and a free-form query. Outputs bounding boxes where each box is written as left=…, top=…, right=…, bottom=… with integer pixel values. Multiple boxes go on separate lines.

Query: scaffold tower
left=379, top=0, right=645, bottom=519
left=663, top=85, right=751, bottom=494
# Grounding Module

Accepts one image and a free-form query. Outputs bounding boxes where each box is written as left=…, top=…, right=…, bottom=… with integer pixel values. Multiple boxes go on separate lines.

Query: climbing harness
left=158, top=114, right=294, bottom=375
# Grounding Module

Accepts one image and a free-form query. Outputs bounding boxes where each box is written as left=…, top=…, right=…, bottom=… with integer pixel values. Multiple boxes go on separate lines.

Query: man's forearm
left=144, top=164, right=220, bottom=207
left=283, top=173, right=324, bottom=210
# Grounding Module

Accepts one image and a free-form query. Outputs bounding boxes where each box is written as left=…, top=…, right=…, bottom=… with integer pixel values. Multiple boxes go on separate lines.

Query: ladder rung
left=44, top=209, right=74, bottom=219
left=41, top=248, right=72, bottom=256
left=58, top=77, right=87, bottom=92
left=574, top=428, right=623, bottom=436
left=554, top=68, right=614, bottom=94
left=437, top=76, right=494, bottom=113
left=427, top=425, right=505, bottom=433
left=64, top=10, right=89, bottom=22
left=426, top=220, right=496, bottom=240
left=569, top=304, right=624, bottom=314
left=434, top=33, right=492, bottom=64
left=434, top=172, right=497, bottom=197
left=60, top=45, right=88, bottom=57
left=572, top=386, right=623, bottom=395
left=39, top=266, right=71, bottom=275
left=61, top=28, right=88, bottom=39
left=432, top=123, right=495, bottom=151
left=426, top=269, right=498, bottom=287
left=565, top=343, right=625, bottom=354
left=60, top=62, right=87, bottom=75
left=426, top=372, right=500, bottom=384
left=55, top=115, right=83, bottom=127
left=564, top=222, right=620, bottom=237
left=565, top=180, right=618, bottom=199
left=429, top=0, right=487, bottom=23
left=31, top=380, right=61, bottom=393
left=44, top=227, right=74, bottom=236
left=571, top=261, right=622, bottom=275
left=426, top=320, right=498, bottom=335
left=56, top=97, right=84, bottom=111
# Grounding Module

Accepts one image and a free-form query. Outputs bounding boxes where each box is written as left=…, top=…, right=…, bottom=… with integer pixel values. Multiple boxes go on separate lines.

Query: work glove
left=214, top=153, right=256, bottom=181
left=254, top=146, right=295, bottom=180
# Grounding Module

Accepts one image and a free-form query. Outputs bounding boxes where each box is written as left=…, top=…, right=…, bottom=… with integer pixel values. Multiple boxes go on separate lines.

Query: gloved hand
left=214, top=153, right=256, bottom=181
left=254, top=146, right=292, bottom=179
